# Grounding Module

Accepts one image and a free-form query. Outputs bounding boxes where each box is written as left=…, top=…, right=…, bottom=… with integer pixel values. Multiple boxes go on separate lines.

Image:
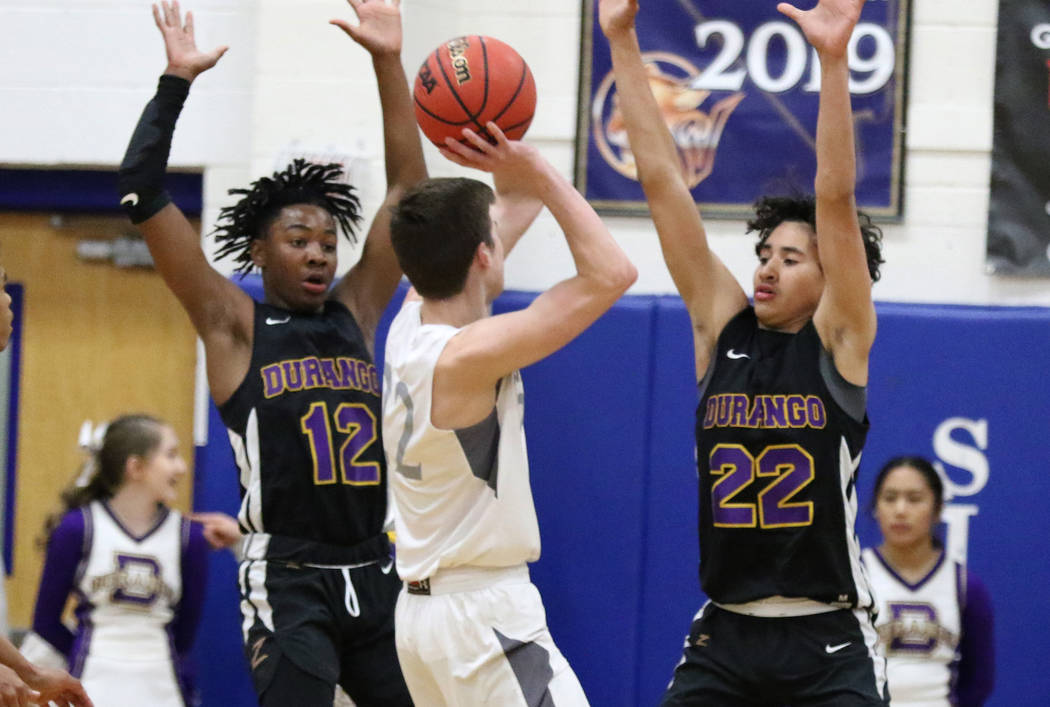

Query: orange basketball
left=413, top=35, right=537, bottom=147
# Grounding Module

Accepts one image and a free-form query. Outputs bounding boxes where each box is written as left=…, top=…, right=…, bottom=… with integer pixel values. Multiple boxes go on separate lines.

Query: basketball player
left=382, top=124, right=636, bottom=705
left=600, top=0, right=887, bottom=703
left=26, top=415, right=205, bottom=706
left=117, top=1, right=423, bottom=704
left=864, top=457, right=995, bottom=706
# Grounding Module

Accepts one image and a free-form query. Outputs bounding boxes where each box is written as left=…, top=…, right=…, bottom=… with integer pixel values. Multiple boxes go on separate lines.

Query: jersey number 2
left=710, top=443, right=814, bottom=528
left=300, top=402, right=381, bottom=486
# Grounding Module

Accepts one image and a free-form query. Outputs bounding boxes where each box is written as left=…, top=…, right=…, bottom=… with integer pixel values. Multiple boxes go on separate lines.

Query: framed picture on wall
left=575, top=0, right=911, bottom=218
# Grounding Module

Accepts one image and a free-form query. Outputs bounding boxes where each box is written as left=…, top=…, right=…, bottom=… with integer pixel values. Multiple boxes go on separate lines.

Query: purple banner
left=987, top=2, right=1050, bottom=276
left=575, top=0, right=910, bottom=218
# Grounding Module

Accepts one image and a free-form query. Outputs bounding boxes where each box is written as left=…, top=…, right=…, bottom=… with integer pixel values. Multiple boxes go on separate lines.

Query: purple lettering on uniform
left=710, top=445, right=756, bottom=527
left=338, top=358, right=359, bottom=389
left=356, top=361, right=371, bottom=394
left=112, top=555, right=162, bottom=606
left=320, top=359, right=341, bottom=389
left=806, top=396, right=826, bottom=428
left=302, top=358, right=324, bottom=388
left=887, top=603, right=939, bottom=653
left=756, top=446, right=813, bottom=527
left=786, top=395, right=807, bottom=427
left=716, top=395, right=731, bottom=426
left=730, top=394, right=749, bottom=427
left=262, top=364, right=284, bottom=398
left=281, top=360, right=304, bottom=391
left=763, top=396, right=787, bottom=427
left=703, top=398, right=718, bottom=428
left=746, top=396, right=765, bottom=427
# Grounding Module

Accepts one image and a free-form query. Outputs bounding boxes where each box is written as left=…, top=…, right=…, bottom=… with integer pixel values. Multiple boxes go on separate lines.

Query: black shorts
left=660, top=603, right=889, bottom=707
left=240, top=557, right=413, bottom=706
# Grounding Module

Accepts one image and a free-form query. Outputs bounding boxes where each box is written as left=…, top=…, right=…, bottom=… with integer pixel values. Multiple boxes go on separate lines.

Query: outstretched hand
left=331, top=0, right=403, bottom=58
left=777, top=0, right=865, bottom=58
left=190, top=511, right=243, bottom=550
left=598, top=0, right=639, bottom=40
left=153, top=1, right=228, bottom=81
left=23, top=665, right=93, bottom=707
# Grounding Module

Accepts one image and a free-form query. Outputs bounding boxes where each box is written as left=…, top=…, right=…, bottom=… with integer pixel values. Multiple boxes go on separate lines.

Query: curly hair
left=746, top=194, right=885, bottom=282
left=212, top=159, right=363, bottom=274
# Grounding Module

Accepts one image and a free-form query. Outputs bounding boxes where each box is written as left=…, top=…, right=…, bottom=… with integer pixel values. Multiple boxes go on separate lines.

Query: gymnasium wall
left=191, top=284, right=1047, bottom=706
left=1, top=0, right=1047, bottom=307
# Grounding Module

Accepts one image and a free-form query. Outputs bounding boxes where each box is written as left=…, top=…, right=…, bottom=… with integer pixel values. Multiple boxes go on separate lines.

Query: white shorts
left=394, top=565, right=589, bottom=707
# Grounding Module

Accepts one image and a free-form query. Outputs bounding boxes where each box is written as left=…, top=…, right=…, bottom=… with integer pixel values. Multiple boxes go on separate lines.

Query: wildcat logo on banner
left=576, top=0, right=910, bottom=217
left=987, top=3, right=1050, bottom=276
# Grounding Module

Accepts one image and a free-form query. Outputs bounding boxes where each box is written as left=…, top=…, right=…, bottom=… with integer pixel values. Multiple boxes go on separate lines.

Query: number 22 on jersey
left=710, top=443, right=815, bottom=528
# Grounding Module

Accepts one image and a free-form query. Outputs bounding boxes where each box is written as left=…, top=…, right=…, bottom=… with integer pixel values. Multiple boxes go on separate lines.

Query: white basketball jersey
left=383, top=301, right=540, bottom=582
left=863, top=548, right=962, bottom=707
left=74, top=501, right=187, bottom=705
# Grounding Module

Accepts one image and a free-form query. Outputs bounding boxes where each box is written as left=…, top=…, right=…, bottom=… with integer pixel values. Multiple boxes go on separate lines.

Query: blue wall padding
left=495, top=292, right=655, bottom=707
left=191, top=287, right=1050, bottom=706
left=634, top=299, right=706, bottom=705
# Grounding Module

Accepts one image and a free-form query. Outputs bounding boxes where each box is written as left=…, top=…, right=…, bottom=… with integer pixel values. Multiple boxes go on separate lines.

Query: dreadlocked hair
left=212, top=159, right=363, bottom=274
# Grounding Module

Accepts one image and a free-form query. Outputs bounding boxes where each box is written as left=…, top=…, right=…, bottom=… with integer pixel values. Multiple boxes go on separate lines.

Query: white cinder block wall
left=1, top=0, right=1047, bottom=306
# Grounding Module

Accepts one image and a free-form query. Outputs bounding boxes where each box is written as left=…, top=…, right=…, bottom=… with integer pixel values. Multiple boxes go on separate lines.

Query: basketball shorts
left=660, top=602, right=889, bottom=706
left=394, top=564, right=589, bottom=706
left=240, top=557, right=412, bottom=706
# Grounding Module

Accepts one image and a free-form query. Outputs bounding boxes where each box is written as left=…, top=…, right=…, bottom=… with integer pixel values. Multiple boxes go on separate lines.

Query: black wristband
left=117, top=75, right=191, bottom=224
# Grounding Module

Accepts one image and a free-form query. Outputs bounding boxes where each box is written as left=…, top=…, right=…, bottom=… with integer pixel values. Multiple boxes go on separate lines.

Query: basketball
left=413, top=35, right=537, bottom=147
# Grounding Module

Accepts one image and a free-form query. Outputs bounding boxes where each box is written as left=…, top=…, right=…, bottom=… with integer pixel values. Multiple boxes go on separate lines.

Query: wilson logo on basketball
left=447, top=37, right=472, bottom=85
left=413, top=35, right=537, bottom=147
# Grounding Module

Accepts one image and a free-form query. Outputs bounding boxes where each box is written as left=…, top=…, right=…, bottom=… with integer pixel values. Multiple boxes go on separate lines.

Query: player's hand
left=439, top=123, right=546, bottom=193
left=153, top=0, right=229, bottom=82
left=190, top=511, right=243, bottom=550
left=777, top=0, right=864, bottom=59
left=598, top=0, right=639, bottom=40
left=331, top=0, right=403, bottom=58
left=22, top=665, right=93, bottom=707
left=0, top=664, right=37, bottom=707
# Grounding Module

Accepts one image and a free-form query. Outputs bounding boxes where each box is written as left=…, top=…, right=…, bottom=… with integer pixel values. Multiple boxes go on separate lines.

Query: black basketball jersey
left=694, top=307, right=873, bottom=608
left=219, top=300, right=388, bottom=557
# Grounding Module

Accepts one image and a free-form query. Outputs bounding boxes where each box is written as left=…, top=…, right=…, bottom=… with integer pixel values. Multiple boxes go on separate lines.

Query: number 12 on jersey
left=301, top=401, right=381, bottom=486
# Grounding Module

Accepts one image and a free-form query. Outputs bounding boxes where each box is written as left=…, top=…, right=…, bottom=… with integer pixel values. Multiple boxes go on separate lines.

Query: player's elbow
left=598, top=257, right=638, bottom=299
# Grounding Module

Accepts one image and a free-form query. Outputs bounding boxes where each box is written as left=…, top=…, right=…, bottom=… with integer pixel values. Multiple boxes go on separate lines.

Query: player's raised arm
left=437, top=125, right=637, bottom=391
left=780, top=0, right=878, bottom=385
left=330, top=0, right=427, bottom=350
left=119, top=1, right=253, bottom=402
left=599, top=0, right=746, bottom=379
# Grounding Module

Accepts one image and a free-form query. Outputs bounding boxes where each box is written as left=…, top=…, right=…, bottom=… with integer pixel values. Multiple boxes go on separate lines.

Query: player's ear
left=475, top=241, right=493, bottom=269
left=250, top=238, right=266, bottom=269
left=124, top=455, right=145, bottom=482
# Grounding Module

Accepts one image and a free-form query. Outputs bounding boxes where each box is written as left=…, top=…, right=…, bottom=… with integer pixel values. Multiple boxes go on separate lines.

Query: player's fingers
left=438, top=143, right=476, bottom=168
left=184, top=10, right=194, bottom=37
left=460, top=128, right=493, bottom=153
left=329, top=19, right=360, bottom=40
left=152, top=4, right=164, bottom=31
left=484, top=121, right=509, bottom=146
left=776, top=2, right=802, bottom=21
left=208, top=45, right=230, bottom=64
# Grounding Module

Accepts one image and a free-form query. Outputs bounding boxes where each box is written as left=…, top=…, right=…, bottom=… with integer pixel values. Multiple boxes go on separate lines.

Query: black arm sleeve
left=117, top=74, right=191, bottom=224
